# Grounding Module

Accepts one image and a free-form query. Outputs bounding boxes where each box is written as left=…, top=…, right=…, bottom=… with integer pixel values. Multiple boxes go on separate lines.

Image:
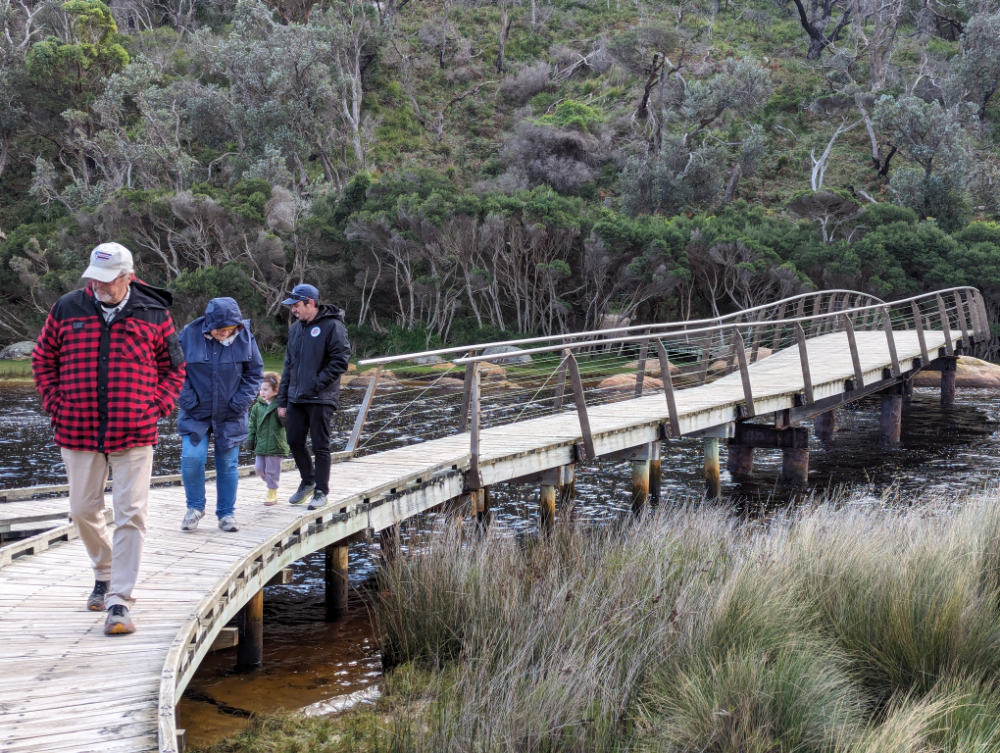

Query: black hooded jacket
left=277, top=304, right=351, bottom=408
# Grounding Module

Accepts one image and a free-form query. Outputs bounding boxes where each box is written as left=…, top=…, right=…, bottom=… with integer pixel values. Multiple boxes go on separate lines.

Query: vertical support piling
left=726, top=442, right=754, bottom=481
left=477, top=486, right=491, bottom=530
left=704, top=437, right=721, bottom=498
left=236, top=588, right=263, bottom=672
left=814, top=410, right=836, bottom=441
left=325, top=544, right=349, bottom=621
left=780, top=449, right=809, bottom=486
left=649, top=441, right=662, bottom=504
left=631, top=455, right=650, bottom=513
left=941, top=358, right=957, bottom=407
left=539, top=483, right=557, bottom=532
left=381, top=524, right=400, bottom=563
left=879, top=391, right=903, bottom=445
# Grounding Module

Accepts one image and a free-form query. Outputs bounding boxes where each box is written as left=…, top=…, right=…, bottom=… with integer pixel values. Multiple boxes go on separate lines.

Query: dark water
left=4, top=382, right=1000, bottom=747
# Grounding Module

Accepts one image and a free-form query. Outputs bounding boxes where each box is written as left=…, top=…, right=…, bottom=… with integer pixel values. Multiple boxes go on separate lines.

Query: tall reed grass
left=201, top=491, right=1000, bottom=753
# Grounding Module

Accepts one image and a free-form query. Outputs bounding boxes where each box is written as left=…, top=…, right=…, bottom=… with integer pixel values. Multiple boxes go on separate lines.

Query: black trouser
left=285, top=402, right=335, bottom=494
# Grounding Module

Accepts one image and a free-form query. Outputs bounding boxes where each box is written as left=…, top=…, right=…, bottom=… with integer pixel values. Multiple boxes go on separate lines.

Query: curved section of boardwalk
left=0, top=325, right=957, bottom=753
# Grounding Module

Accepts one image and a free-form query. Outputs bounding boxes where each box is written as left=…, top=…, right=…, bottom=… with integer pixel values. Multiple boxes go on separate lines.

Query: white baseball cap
left=83, top=243, right=134, bottom=282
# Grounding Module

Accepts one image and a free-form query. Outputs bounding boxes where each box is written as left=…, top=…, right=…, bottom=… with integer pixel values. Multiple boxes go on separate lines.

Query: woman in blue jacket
left=177, top=297, right=263, bottom=532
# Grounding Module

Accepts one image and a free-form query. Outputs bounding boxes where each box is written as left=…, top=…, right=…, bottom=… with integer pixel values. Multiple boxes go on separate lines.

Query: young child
left=246, top=372, right=289, bottom=505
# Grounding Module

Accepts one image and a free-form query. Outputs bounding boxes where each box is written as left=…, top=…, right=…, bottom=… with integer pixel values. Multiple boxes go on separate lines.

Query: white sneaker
left=181, top=508, right=204, bottom=532
left=218, top=515, right=240, bottom=532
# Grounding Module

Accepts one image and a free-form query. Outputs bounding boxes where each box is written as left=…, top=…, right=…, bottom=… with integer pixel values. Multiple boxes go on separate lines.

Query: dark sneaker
left=87, top=580, right=109, bottom=612
left=104, top=604, right=135, bottom=635
left=288, top=483, right=316, bottom=505
left=308, top=491, right=328, bottom=510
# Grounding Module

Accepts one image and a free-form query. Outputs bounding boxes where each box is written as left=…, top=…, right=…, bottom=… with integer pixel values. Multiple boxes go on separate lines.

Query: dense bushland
left=200, top=492, right=1000, bottom=752
left=5, top=0, right=1000, bottom=354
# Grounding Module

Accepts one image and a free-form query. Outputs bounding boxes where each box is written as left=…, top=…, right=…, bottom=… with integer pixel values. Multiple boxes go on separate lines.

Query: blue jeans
left=181, top=434, right=240, bottom=518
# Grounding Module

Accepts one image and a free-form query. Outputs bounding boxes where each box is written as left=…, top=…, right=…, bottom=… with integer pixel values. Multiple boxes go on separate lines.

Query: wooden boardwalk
left=0, top=327, right=958, bottom=753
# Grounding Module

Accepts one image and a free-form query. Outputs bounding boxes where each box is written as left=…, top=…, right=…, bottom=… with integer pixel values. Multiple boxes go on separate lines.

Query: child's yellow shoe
left=264, top=488, right=278, bottom=506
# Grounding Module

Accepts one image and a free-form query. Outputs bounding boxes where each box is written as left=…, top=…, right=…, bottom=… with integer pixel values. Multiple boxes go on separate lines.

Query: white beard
left=94, top=289, right=114, bottom=303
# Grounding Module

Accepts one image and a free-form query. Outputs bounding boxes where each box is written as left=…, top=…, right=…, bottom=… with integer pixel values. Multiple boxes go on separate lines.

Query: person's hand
left=278, top=407, right=287, bottom=419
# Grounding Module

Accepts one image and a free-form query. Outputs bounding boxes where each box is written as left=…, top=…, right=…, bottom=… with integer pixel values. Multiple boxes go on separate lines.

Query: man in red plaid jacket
left=33, top=243, right=186, bottom=635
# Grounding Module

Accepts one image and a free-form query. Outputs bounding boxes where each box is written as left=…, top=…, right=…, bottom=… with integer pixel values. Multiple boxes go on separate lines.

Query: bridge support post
left=814, top=410, right=836, bottom=441
left=631, top=456, right=650, bottom=514
left=941, top=358, right=957, bottom=407
left=325, top=544, right=349, bottom=621
left=902, top=377, right=914, bottom=403
left=649, top=442, right=662, bottom=504
left=540, top=483, right=557, bottom=532
left=780, top=449, right=809, bottom=486
left=726, top=443, right=754, bottom=481
left=476, top=486, right=491, bottom=531
left=704, top=438, right=721, bottom=498
left=776, top=410, right=809, bottom=486
left=879, top=389, right=903, bottom=445
left=381, top=524, right=400, bottom=563
left=236, top=588, right=264, bottom=672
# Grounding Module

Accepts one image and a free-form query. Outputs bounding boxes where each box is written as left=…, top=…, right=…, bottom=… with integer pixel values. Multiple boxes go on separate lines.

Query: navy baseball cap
left=282, top=284, right=319, bottom=305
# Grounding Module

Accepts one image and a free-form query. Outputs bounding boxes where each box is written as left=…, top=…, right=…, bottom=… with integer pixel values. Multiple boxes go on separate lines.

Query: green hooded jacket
left=246, top=397, right=290, bottom=457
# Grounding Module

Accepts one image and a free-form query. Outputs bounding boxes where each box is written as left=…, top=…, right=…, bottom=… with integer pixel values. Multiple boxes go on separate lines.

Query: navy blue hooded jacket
left=177, top=297, right=264, bottom=450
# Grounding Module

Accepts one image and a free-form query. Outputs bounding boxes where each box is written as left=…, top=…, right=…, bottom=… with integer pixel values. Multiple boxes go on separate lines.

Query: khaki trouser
left=61, top=446, right=153, bottom=609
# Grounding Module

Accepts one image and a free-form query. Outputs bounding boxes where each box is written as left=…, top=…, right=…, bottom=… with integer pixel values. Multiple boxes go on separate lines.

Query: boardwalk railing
left=347, top=286, right=987, bottom=472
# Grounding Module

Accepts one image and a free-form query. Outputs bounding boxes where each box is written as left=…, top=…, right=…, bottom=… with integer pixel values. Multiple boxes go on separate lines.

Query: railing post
left=936, top=294, right=955, bottom=356
left=910, top=301, right=930, bottom=366
left=698, top=330, right=713, bottom=385
left=655, top=339, right=681, bottom=438
left=345, top=365, right=382, bottom=454
left=634, top=330, right=650, bottom=398
left=976, top=290, right=991, bottom=344
left=554, top=350, right=569, bottom=410
left=468, top=362, right=481, bottom=489
left=841, top=314, right=864, bottom=389
left=953, top=291, right=971, bottom=350
left=772, top=301, right=788, bottom=350
left=732, top=327, right=755, bottom=418
left=967, top=290, right=985, bottom=343
left=458, top=350, right=476, bottom=432
left=749, top=309, right=765, bottom=362
left=882, top=307, right=901, bottom=377
left=794, top=322, right=814, bottom=404
left=566, top=353, right=596, bottom=459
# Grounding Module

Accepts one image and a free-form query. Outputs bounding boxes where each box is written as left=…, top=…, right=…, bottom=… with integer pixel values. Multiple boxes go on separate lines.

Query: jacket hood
left=313, top=304, right=345, bottom=323
left=202, top=297, right=244, bottom=332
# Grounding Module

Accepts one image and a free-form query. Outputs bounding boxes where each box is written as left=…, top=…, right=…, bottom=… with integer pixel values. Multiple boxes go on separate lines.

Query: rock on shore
left=0, top=341, right=34, bottom=360
left=912, top=357, right=1000, bottom=388
left=597, top=373, right=665, bottom=392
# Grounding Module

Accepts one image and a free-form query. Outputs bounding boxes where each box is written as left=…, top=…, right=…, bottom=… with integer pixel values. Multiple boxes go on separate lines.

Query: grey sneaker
left=181, top=508, right=204, bottom=532
left=218, top=515, right=240, bottom=532
left=87, top=580, right=109, bottom=612
left=308, top=491, right=328, bottom=510
left=288, top=483, right=316, bottom=505
left=104, top=604, right=135, bottom=635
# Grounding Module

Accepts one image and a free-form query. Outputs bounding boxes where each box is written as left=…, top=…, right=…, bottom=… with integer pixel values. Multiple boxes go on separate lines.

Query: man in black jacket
left=277, top=284, right=351, bottom=509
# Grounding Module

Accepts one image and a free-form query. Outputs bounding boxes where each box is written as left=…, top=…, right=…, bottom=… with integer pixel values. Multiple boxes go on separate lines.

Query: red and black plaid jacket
left=32, top=280, right=186, bottom=453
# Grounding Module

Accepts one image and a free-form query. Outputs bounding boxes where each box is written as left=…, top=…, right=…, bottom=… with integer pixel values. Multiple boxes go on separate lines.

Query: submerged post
left=814, top=410, right=836, bottom=441
left=941, top=358, right=957, bottom=407
left=236, top=589, right=264, bottom=672
left=539, top=483, right=557, bottom=532
left=381, top=524, right=400, bottom=563
left=325, top=544, right=349, bottom=621
left=704, top=437, right=721, bottom=498
left=477, top=486, right=491, bottom=530
left=631, top=448, right=651, bottom=514
left=777, top=409, right=808, bottom=486
left=649, top=441, right=662, bottom=504
left=879, top=388, right=903, bottom=445
left=726, top=442, right=754, bottom=481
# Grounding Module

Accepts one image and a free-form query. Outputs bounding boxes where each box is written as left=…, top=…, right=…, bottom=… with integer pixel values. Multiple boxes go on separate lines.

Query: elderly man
left=277, top=284, right=351, bottom=510
left=33, top=243, right=186, bottom=635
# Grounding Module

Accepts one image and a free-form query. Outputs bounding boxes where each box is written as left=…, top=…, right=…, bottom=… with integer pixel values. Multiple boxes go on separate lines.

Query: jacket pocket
left=120, top=319, right=156, bottom=366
